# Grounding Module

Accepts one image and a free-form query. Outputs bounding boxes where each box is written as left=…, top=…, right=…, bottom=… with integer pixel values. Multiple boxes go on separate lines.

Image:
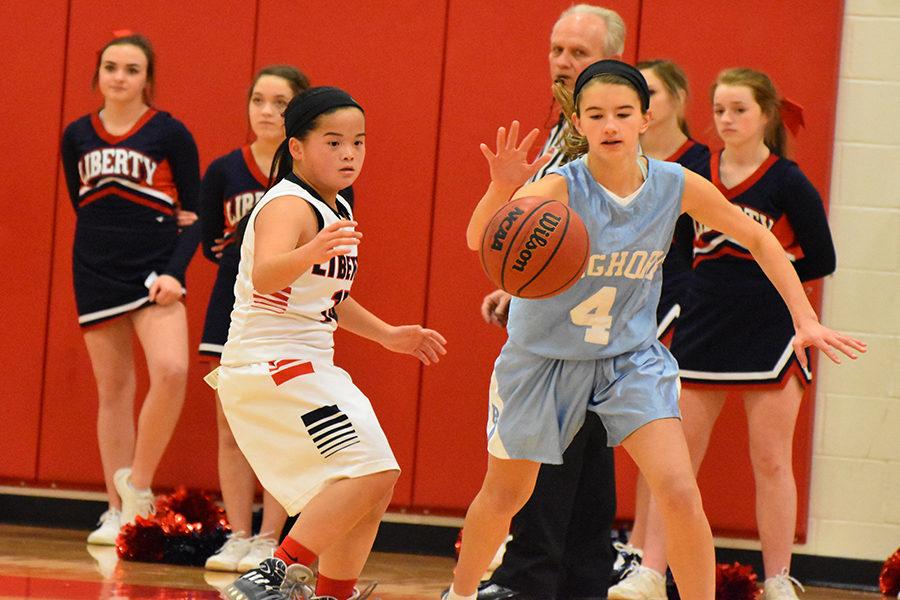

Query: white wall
left=808, top=0, right=900, bottom=560
left=717, top=0, right=900, bottom=562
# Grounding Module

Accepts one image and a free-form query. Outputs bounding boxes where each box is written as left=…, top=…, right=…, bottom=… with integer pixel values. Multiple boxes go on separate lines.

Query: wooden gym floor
left=0, top=524, right=883, bottom=600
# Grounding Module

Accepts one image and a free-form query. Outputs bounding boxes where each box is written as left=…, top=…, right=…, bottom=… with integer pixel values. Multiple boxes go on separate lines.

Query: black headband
left=574, top=60, right=650, bottom=111
left=284, top=86, right=363, bottom=139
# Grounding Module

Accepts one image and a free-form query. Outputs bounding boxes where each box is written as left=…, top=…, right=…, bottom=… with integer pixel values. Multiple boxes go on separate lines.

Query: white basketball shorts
left=211, top=359, right=399, bottom=515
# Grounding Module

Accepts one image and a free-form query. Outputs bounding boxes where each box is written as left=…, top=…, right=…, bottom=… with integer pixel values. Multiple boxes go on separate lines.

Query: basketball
left=480, top=196, right=589, bottom=299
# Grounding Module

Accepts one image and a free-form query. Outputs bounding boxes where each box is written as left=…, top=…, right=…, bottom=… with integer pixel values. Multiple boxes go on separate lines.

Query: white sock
left=447, top=585, right=477, bottom=600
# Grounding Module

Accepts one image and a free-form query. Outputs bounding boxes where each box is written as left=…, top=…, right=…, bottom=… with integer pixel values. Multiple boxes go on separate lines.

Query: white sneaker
left=608, top=565, right=666, bottom=600
left=205, top=532, right=252, bottom=572
left=237, top=535, right=278, bottom=571
left=612, top=541, right=644, bottom=583
left=763, top=569, right=805, bottom=600
left=86, top=508, right=121, bottom=545
left=113, top=468, right=154, bottom=525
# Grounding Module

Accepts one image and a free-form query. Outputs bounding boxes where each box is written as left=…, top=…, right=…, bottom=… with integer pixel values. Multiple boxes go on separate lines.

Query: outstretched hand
left=382, top=325, right=448, bottom=365
left=792, top=320, right=867, bottom=369
left=480, top=120, right=553, bottom=189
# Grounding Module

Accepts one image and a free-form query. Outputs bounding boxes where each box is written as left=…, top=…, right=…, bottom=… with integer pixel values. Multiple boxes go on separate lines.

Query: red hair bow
left=112, top=29, right=134, bottom=38
left=780, top=97, right=805, bottom=136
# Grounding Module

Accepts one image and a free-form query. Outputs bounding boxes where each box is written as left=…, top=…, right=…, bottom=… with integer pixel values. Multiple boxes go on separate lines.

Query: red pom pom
left=115, top=515, right=165, bottom=562
left=880, top=548, right=900, bottom=598
left=116, top=487, right=230, bottom=565
left=155, top=486, right=229, bottom=533
left=716, top=562, right=761, bottom=600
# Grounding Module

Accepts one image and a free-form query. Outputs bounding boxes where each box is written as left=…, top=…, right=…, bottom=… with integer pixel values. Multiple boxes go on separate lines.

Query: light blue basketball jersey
left=506, top=157, right=685, bottom=360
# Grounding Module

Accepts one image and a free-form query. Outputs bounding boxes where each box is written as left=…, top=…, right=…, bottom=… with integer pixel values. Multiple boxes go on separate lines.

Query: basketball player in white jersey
left=210, top=86, right=447, bottom=600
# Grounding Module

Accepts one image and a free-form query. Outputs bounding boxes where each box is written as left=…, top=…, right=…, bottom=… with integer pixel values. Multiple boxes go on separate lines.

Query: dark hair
left=553, top=72, right=645, bottom=160
left=268, top=87, right=364, bottom=187
left=713, top=67, right=787, bottom=157
left=92, top=34, right=155, bottom=104
left=247, top=64, right=310, bottom=103
left=637, top=59, right=691, bottom=137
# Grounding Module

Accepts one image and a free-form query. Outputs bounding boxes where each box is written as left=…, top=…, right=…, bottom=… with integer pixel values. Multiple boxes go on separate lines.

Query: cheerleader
left=61, top=33, right=200, bottom=544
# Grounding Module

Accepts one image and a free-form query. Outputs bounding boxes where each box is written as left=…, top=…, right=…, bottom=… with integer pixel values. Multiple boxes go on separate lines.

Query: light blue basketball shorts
left=487, top=340, right=681, bottom=464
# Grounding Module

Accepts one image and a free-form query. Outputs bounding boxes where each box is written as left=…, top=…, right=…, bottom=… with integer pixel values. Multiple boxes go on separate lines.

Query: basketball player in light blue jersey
left=444, top=60, right=865, bottom=600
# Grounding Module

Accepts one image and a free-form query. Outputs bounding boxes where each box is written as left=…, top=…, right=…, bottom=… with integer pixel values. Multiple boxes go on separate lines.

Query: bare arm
left=336, top=297, right=447, bottom=365
left=682, top=169, right=866, bottom=365
left=252, top=196, right=360, bottom=294
left=465, top=121, right=553, bottom=250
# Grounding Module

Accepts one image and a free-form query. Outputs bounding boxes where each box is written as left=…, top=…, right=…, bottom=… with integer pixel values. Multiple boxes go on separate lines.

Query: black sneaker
left=223, top=557, right=290, bottom=600
left=441, top=581, right=533, bottom=600
left=477, top=582, right=534, bottom=599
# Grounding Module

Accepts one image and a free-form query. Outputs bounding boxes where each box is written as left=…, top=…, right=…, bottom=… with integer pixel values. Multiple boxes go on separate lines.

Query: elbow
left=251, top=269, right=274, bottom=295
left=800, top=251, right=836, bottom=282
left=465, top=224, right=483, bottom=252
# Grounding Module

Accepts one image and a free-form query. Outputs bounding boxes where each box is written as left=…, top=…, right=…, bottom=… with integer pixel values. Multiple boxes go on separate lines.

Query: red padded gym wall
left=0, top=4, right=69, bottom=481
left=38, top=0, right=257, bottom=490
left=413, top=0, right=641, bottom=512
left=253, top=1, right=448, bottom=506
left=618, top=0, right=846, bottom=540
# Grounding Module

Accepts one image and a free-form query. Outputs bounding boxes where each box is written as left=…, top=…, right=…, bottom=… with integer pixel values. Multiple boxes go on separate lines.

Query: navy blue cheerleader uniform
left=198, top=146, right=268, bottom=357
left=671, top=152, right=836, bottom=388
left=656, top=139, right=711, bottom=343
left=61, top=109, right=201, bottom=327
left=198, top=146, right=356, bottom=357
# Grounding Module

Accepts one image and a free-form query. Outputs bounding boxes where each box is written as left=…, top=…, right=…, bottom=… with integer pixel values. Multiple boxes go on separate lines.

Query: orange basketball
left=480, top=196, right=589, bottom=299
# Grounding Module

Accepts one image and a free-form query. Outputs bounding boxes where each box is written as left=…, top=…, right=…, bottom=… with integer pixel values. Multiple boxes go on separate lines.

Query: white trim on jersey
left=198, top=342, right=225, bottom=354
left=78, top=296, right=150, bottom=324
left=678, top=336, right=812, bottom=382
left=81, top=176, right=176, bottom=206
left=694, top=232, right=797, bottom=262
left=656, top=304, right=681, bottom=339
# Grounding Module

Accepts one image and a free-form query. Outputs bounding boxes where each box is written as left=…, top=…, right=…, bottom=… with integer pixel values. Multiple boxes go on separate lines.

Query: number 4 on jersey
left=570, top=286, right=617, bottom=344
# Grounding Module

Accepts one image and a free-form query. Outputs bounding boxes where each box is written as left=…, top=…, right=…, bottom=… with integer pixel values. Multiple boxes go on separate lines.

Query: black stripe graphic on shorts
left=301, top=404, right=359, bottom=459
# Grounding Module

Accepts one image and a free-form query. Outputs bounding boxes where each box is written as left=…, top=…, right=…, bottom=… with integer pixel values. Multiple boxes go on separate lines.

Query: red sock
left=315, top=574, right=357, bottom=600
left=273, top=536, right=317, bottom=567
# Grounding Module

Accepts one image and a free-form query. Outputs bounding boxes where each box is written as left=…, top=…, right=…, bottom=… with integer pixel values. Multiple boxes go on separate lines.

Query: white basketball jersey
left=221, top=176, right=357, bottom=366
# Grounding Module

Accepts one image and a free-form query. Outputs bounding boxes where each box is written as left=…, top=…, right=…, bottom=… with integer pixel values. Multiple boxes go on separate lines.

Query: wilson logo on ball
left=510, top=212, right=561, bottom=272
left=480, top=196, right=589, bottom=299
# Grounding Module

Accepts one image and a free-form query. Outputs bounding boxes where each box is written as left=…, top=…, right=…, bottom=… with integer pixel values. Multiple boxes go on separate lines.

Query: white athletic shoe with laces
left=113, top=468, right=155, bottom=525
left=238, top=534, right=278, bottom=571
left=611, top=541, right=644, bottom=583
left=608, top=565, right=666, bottom=600
left=206, top=532, right=252, bottom=572
left=86, top=508, right=121, bottom=545
left=763, top=569, right=805, bottom=600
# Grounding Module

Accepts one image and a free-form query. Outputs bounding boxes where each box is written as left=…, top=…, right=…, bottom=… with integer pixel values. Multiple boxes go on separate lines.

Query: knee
left=477, top=481, right=532, bottom=517
left=654, top=478, right=704, bottom=520
left=95, top=372, right=136, bottom=405
left=751, top=451, right=793, bottom=481
left=150, top=361, right=188, bottom=392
